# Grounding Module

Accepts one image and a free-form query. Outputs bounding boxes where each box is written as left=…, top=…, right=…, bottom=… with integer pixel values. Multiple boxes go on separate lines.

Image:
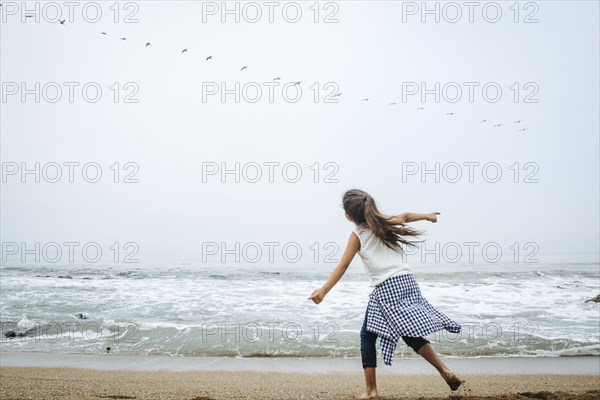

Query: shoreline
left=1, top=351, right=599, bottom=375
left=1, top=368, right=599, bottom=400
left=1, top=353, right=599, bottom=399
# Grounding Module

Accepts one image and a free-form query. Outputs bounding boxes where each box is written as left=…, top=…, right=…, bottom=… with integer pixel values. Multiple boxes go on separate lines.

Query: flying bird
left=361, top=98, right=369, bottom=102
left=417, top=107, right=424, bottom=110
left=145, top=42, right=151, bottom=47
left=293, top=81, right=301, bottom=86
left=480, top=119, right=487, bottom=122
left=182, top=49, right=188, bottom=53
left=206, top=56, right=212, bottom=61
left=519, top=128, right=528, bottom=131
left=101, top=32, right=107, bottom=35
left=513, top=120, right=522, bottom=123
left=273, top=77, right=282, bottom=80
left=59, top=19, right=65, bottom=24
left=389, top=102, right=397, bottom=105
left=446, top=112, right=454, bottom=115
left=493, top=124, right=502, bottom=128
left=240, top=66, right=248, bottom=71
left=25, top=14, right=34, bottom=18
left=120, top=37, right=127, bottom=40
left=333, top=93, right=342, bottom=97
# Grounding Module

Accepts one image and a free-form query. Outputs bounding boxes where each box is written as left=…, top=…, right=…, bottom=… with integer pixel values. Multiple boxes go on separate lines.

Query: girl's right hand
left=308, top=288, right=326, bottom=304
left=428, top=212, right=440, bottom=223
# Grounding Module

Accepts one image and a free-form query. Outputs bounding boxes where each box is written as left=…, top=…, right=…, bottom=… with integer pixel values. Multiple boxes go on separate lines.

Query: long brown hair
left=342, top=189, right=424, bottom=253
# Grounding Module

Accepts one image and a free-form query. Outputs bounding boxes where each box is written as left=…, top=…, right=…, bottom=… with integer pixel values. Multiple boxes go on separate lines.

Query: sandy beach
left=0, top=367, right=599, bottom=400
left=1, top=353, right=599, bottom=399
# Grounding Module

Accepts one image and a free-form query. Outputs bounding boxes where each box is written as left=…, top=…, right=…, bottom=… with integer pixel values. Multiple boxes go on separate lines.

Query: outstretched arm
left=308, top=232, right=360, bottom=304
left=382, top=212, right=440, bottom=225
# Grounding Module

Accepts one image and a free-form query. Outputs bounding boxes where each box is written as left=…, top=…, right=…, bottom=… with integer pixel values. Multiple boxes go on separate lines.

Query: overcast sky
left=1, top=1, right=598, bottom=265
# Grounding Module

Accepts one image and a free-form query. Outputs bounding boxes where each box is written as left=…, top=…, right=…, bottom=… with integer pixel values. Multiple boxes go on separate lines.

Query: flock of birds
left=9, top=6, right=529, bottom=132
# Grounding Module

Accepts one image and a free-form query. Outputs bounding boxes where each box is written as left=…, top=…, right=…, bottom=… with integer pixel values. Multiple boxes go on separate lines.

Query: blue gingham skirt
left=365, top=273, right=461, bottom=366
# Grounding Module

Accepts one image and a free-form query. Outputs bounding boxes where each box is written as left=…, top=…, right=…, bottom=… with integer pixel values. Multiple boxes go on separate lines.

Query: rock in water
left=4, top=331, right=26, bottom=338
left=585, top=294, right=600, bottom=303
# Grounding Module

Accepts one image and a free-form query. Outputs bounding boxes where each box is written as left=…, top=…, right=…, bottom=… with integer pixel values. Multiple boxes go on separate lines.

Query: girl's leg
left=359, top=311, right=378, bottom=398
left=360, top=368, right=377, bottom=399
left=402, top=337, right=463, bottom=391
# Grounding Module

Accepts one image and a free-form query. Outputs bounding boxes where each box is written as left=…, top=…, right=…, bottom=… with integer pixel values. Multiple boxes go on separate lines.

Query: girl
left=308, top=189, right=463, bottom=399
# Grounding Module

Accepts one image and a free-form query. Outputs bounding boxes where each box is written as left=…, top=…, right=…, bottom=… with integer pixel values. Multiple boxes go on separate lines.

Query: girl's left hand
left=308, top=288, right=326, bottom=304
left=428, top=212, right=440, bottom=223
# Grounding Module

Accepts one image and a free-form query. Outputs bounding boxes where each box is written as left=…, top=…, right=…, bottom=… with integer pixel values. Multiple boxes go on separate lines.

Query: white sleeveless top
left=352, top=224, right=412, bottom=287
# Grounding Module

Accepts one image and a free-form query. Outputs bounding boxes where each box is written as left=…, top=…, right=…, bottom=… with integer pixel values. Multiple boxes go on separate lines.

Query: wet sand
left=1, top=367, right=599, bottom=400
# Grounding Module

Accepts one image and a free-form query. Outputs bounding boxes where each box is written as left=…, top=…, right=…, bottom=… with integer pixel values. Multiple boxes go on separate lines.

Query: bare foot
left=441, top=370, right=463, bottom=391
left=354, top=391, right=378, bottom=399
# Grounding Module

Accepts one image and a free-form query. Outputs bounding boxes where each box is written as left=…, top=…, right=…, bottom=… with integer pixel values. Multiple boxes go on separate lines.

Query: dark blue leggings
left=360, top=309, right=430, bottom=368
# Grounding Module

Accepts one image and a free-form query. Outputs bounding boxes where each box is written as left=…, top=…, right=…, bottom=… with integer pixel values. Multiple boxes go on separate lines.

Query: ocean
left=1, top=257, right=599, bottom=359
